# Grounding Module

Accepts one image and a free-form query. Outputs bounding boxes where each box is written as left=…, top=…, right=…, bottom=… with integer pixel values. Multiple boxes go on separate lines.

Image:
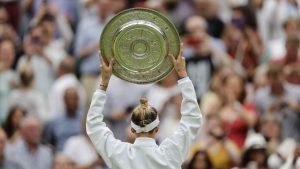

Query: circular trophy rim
left=100, top=8, right=180, bottom=84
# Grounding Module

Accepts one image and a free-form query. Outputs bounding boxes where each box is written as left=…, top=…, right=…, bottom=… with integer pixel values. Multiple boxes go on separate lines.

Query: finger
left=168, top=53, right=176, bottom=64
left=108, top=58, right=115, bottom=69
left=100, top=53, right=108, bottom=67
left=98, top=50, right=102, bottom=60
left=178, top=43, right=184, bottom=60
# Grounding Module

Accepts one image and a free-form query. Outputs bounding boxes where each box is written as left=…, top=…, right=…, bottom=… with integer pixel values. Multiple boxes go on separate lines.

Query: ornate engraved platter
left=100, top=8, right=180, bottom=84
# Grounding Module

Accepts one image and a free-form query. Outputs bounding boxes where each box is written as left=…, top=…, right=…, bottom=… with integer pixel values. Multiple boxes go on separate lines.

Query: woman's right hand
left=169, top=43, right=187, bottom=79
left=99, top=51, right=114, bottom=91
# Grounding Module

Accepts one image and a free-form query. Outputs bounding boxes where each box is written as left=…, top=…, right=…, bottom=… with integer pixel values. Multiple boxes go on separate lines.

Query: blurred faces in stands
left=112, top=0, right=127, bottom=13
left=97, top=0, right=112, bottom=20
left=0, top=39, right=15, bottom=71
left=21, top=116, right=42, bottom=147
left=64, top=87, right=79, bottom=116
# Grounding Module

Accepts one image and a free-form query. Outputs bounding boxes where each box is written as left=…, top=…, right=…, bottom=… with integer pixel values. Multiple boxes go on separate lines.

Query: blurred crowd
left=0, top=0, right=300, bottom=169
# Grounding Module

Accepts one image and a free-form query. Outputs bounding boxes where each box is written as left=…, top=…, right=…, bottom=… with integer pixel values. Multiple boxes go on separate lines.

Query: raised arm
left=159, top=44, right=203, bottom=167
left=86, top=53, right=120, bottom=168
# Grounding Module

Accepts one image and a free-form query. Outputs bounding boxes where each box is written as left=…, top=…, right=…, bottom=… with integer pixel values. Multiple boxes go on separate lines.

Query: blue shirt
left=74, top=16, right=111, bottom=75
left=6, top=139, right=52, bottom=169
left=43, top=113, right=82, bottom=151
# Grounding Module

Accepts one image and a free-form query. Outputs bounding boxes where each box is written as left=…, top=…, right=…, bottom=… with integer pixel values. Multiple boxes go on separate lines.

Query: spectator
left=36, top=14, right=68, bottom=71
left=63, top=116, right=105, bottom=169
left=0, top=127, right=21, bottom=168
left=75, top=0, right=113, bottom=104
left=2, top=106, right=26, bottom=144
left=78, top=0, right=98, bottom=20
left=7, top=116, right=53, bottom=169
left=187, top=150, right=213, bottom=169
left=43, top=87, right=82, bottom=151
left=17, top=24, right=54, bottom=97
left=258, top=114, right=282, bottom=154
left=8, top=63, right=47, bottom=121
left=272, top=35, right=300, bottom=86
left=268, top=17, right=300, bottom=60
left=254, top=66, right=300, bottom=141
left=218, top=74, right=257, bottom=149
left=0, top=38, right=17, bottom=120
left=0, top=0, right=20, bottom=31
left=193, top=0, right=225, bottom=39
left=222, top=23, right=263, bottom=82
left=183, top=15, right=231, bottom=99
left=242, top=133, right=269, bottom=169
left=191, top=114, right=240, bottom=169
left=48, top=56, right=86, bottom=120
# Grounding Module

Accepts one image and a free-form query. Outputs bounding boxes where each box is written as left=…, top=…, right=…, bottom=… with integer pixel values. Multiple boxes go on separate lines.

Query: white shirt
left=44, top=40, right=67, bottom=71
left=63, top=135, right=102, bottom=169
left=86, top=77, right=203, bottom=169
left=17, top=55, right=54, bottom=98
left=48, top=74, right=86, bottom=120
left=8, top=89, right=47, bottom=122
left=146, top=84, right=180, bottom=112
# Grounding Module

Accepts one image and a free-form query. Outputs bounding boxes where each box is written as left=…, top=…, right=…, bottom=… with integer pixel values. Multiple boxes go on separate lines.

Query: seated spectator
left=187, top=150, right=213, bottom=169
left=219, top=74, right=257, bottom=149
left=0, top=127, right=21, bottom=168
left=2, top=106, right=26, bottom=144
left=242, top=133, right=269, bottom=169
left=7, top=116, right=53, bottom=169
left=254, top=65, right=300, bottom=142
left=8, top=63, right=47, bottom=121
left=0, top=38, right=18, bottom=121
left=48, top=57, right=86, bottom=120
left=43, top=87, right=82, bottom=151
left=191, top=114, right=240, bottom=169
left=63, top=116, right=105, bottom=169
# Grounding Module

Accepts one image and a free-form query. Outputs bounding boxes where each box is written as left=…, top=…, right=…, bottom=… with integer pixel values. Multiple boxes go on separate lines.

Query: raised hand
left=169, top=43, right=187, bottom=79
left=99, top=51, right=114, bottom=91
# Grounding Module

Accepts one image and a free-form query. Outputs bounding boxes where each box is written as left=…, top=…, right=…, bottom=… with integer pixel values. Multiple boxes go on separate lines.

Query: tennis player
left=86, top=44, right=203, bottom=169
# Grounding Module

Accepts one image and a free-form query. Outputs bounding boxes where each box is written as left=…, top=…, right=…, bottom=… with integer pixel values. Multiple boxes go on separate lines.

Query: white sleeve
left=86, top=89, right=126, bottom=168
left=159, top=77, right=203, bottom=167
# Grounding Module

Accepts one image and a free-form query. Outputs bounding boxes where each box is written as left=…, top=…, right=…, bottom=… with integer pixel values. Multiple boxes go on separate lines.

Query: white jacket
left=86, top=77, right=203, bottom=169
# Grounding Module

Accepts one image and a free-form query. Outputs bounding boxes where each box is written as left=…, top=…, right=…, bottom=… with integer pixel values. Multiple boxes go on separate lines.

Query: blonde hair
left=131, top=98, right=158, bottom=129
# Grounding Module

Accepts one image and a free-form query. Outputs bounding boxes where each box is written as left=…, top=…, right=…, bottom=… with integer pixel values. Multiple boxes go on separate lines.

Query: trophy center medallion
left=132, top=40, right=148, bottom=58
